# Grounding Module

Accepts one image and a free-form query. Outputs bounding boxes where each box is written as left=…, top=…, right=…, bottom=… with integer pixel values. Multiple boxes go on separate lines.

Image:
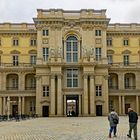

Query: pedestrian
left=108, top=108, right=119, bottom=138
left=127, top=108, right=138, bottom=140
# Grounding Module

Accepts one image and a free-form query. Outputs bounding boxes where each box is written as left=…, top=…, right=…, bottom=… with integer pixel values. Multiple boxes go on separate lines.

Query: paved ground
left=0, top=116, right=139, bottom=140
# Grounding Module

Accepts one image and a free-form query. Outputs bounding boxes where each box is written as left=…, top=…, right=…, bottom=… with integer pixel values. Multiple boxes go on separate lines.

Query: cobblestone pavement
left=0, top=116, right=139, bottom=140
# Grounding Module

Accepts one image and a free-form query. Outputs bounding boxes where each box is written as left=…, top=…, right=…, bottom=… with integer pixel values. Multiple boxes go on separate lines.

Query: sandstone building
left=0, top=9, right=140, bottom=117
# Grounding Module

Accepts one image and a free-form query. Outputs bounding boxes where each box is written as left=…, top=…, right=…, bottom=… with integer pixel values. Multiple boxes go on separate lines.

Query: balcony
left=125, top=86, right=136, bottom=89
left=108, top=86, right=118, bottom=90
left=0, top=63, right=36, bottom=67
left=109, top=62, right=140, bottom=69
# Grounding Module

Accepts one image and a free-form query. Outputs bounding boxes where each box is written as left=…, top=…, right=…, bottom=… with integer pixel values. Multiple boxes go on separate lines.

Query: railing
left=108, top=86, right=118, bottom=90
left=6, top=87, right=18, bottom=90
left=125, top=86, right=136, bottom=89
left=25, top=87, right=36, bottom=90
left=0, top=63, right=35, bottom=67
left=109, top=62, right=140, bottom=68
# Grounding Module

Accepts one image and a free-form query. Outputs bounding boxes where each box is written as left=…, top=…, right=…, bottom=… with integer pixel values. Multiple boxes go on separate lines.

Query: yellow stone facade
left=0, top=9, right=139, bottom=117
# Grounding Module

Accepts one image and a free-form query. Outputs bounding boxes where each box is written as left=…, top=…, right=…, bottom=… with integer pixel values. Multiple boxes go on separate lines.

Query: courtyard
left=0, top=116, right=139, bottom=140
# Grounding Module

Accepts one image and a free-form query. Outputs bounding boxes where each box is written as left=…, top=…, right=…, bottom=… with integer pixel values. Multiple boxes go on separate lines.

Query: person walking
left=127, top=108, right=138, bottom=140
left=108, top=108, right=119, bottom=138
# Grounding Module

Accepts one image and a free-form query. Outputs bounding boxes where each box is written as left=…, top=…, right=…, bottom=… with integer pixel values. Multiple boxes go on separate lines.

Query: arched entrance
left=66, top=95, right=79, bottom=117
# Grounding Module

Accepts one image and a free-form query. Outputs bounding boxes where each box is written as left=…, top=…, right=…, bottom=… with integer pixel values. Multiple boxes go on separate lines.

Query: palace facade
left=0, top=9, right=140, bottom=117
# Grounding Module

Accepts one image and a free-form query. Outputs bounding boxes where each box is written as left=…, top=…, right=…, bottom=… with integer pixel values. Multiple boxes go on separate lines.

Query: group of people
left=108, top=108, right=138, bottom=140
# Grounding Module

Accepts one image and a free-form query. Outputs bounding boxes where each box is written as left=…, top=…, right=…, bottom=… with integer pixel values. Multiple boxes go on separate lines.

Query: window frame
left=42, top=85, right=49, bottom=97
left=96, top=85, right=102, bottom=96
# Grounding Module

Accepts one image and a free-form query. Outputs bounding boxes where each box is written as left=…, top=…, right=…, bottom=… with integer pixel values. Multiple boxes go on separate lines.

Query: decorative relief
left=95, top=38, right=102, bottom=44
left=42, top=38, right=49, bottom=44
left=82, top=47, right=94, bottom=58
left=28, top=50, right=37, bottom=54
left=49, top=47, right=62, bottom=58
left=10, top=50, right=21, bottom=54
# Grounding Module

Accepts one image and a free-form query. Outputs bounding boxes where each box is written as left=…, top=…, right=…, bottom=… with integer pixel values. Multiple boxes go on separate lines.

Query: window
left=123, top=39, right=129, bottom=46
left=95, top=30, right=101, bottom=36
left=30, top=55, right=36, bottom=65
left=0, top=55, right=1, bottom=65
left=107, top=39, right=112, bottom=46
left=13, top=55, right=19, bottom=66
left=0, top=38, right=1, bottom=46
left=12, top=78, right=18, bottom=88
left=30, top=101, right=35, bottom=112
left=107, top=55, right=113, bottom=64
left=108, top=77, right=113, bottom=88
left=30, top=78, right=36, bottom=88
left=67, top=69, right=78, bottom=87
left=13, top=39, right=19, bottom=46
left=30, top=39, right=37, bottom=46
left=42, top=29, right=49, bottom=36
left=123, top=55, right=129, bottom=65
left=66, top=36, right=78, bottom=62
left=96, top=85, right=102, bottom=96
left=95, top=48, right=101, bottom=61
left=43, top=48, right=49, bottom=61
left=43, top=86, right=49, bottom=97
left=125, top=77, right=130, bottom=89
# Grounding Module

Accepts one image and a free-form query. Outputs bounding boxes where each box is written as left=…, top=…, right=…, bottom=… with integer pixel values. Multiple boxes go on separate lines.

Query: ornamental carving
left=10, top=50, right=21, bottom=54
left=122, top=50, right=131, bottom=54
left=49, top=47, right=62, bottom=58
left=28, top=50, right=37, bottom=54
left=82, top=47, right=94, bottom=58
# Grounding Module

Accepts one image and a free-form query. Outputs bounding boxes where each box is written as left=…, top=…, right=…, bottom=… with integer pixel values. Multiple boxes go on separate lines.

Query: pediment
left=28, top=50, right=37, bottom=54
left=10, top=50, right=21, bottom=54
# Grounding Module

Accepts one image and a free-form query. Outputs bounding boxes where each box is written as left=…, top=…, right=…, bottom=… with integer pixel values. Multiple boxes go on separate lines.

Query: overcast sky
left=0, top=0, right=140, bottom=23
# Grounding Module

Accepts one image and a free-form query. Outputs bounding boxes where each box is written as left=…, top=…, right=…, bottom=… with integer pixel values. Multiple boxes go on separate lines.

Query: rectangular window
left=95, top=48, right=101, bottom=61
left=42, top=29, right=49, bottom=36
left=43, top=86, right=49, bottom=97
left=67, top=69, right=78, bottom=87
left=30, top=101, right=35, bottom=112
left=125, top=77, right=130, bottom=89
left=30, top=39, right=37, bottom=46
left=30, top=55, right=36, bottom=65
left=30, top=78, right=36, bottom=88
left=107, top=55, right=113, bottom=64
left=123, top=39, right=129, bottom=46
left=108, top=77, right=113, bottom=88
left=0, top=39, right=1, bottom=46
left=107, top=39, right=112, bottom=46
left=13, top=39, right=19, bottom=46
left=12, top=78, right=18, bottom=88
left=123, top=55, right=129, bottom=65
left=95, top=30, right=101, bottom=36
left=43, top=48, right=49, bottom=61
left=96, top=85, right=102, bottom=96
left=13, top=55, right=19, bottom=66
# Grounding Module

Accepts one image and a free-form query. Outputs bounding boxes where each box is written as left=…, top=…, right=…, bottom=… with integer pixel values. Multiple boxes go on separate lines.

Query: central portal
left=66, top=95, right=79, bottom=117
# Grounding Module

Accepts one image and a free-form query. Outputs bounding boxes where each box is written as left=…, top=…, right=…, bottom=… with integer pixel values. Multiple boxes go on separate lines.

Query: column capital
left=104, top=75, right=110, bottom=80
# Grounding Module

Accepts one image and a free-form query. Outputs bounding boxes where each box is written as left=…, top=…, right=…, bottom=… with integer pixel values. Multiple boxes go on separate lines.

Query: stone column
left=135, top=72, right=140, bottom=89
left=83, top=74, right=88, bottom=116
left=7, top=96, right=10, bottom=120
left=50, top=75, right=55, bottom=116
left=19, top=72, right=25, bottom=91
left=122, top=96, right=125, bottom=115
left=102, top=30, right=107, bottom=64
left=3, top=97, right=6, bottom=115
left=64, top=95, right=66, bottom=116
left=57, top=75, right=63, bottom=116
left=36, top=76, right=42, bottom=116
left=18, top=97, right=21, bottom=116
left=90, top=75, right=95, bottom=116
left=136, top=96, right=139, bottom=115
left=119, top=96, right=122, bottom=115
left=37, top=28, right=43, bottom=64
left=79, top=95, right=82, bottom=116
left=2, top=73, right=6, bottom=90
left=22, top=97, right=25, bottom=114
left=118, top=73, right=124, bottom=90
left=0, top=97, right=2, bottom=115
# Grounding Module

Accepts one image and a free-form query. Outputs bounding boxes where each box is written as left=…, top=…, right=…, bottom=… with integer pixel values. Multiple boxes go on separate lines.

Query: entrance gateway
left=66, top=95, right=79, bottom=117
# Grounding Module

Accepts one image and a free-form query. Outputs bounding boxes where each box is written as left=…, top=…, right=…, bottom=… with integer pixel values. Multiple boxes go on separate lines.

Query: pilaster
left=0, top=97, right=2, bottom=115
left=122, top=96, right=125, bottom=115
left=22, top=97, right=25, bottom=114
left=136, top=96, right=139, bottom=115
left=50, top=75, right=56, bottom=116
left=119, top=96, right=122, bottom=115
left=57, top=74, right=63, bottom=116
left=89, top=75, right=95, bottom=116
left=83, top=74, right=88, bottom=116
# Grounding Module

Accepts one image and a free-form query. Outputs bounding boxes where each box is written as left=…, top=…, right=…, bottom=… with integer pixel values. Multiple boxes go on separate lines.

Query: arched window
left=66, top=36, right=78, bottom=62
